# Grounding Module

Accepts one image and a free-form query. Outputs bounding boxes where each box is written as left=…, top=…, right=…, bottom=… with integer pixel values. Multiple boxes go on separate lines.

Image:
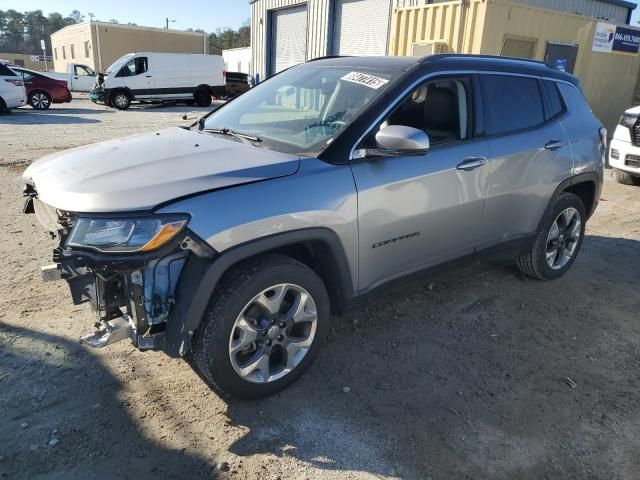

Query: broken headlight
left=66, top=214, right=189, bottom=253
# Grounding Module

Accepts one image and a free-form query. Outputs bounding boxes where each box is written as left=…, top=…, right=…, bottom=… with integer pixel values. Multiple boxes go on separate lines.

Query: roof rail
left=306, top=55, right=352, bottom=63
left=419, top=53, right=550, bottom=68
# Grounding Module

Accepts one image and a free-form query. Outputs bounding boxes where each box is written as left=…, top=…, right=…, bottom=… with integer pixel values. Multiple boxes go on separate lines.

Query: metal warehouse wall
left=398, top=0, right=629, bottom=24
left=251, top=0, right=333, bottom=79
left=389, top=0, right=487, bottom=56
left=390, top=0, right=640, bottom=132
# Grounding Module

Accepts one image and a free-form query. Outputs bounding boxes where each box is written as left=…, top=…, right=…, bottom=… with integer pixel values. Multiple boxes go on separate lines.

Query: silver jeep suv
left=23, top=55, right=605, bottom=399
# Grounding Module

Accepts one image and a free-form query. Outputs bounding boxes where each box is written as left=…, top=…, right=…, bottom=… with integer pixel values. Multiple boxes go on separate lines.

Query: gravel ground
left=1, top=99, right=639, bottom=480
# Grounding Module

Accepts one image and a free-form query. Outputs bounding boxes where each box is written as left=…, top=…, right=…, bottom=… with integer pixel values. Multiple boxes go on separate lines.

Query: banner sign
left=593, top=22, right=640, bottom=55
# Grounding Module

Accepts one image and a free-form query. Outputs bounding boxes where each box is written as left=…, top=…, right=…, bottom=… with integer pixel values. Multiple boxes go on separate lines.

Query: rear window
left=481, top=74, right=544, bottom=135
left=0, top=63, right=17, bottom=76
left=543, top=80, right=565, bottom=119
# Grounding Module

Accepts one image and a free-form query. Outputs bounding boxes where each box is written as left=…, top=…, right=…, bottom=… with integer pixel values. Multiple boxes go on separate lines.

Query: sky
left=8, top=0, right=640, bottom=30
left=10, top=0, right=251, bottom=32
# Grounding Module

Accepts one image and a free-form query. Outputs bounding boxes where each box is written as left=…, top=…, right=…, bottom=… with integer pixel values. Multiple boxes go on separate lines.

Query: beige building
left=0, top=53, right=52, bottom=71
left=50, top=22, right=209, bottom=73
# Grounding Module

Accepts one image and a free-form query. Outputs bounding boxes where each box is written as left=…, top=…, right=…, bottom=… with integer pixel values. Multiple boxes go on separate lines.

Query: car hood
left=23, top=127, right=300, bottom=213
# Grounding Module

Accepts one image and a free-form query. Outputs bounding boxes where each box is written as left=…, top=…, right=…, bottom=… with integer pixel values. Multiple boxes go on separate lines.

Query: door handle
left=544, top=139, right=565, bottom=151
left=145, top=75, right=153, bottom=78
left=456, top=156, right=487, bottom=171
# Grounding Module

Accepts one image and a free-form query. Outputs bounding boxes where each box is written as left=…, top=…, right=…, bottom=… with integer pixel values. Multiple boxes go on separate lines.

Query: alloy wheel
left=31, top=92, right=50, bottom=109
left=545, top=207, right=582, bottom=270
left=228, top=283, right=318, bottom=384
left=113, top=94, right=129, bottom=109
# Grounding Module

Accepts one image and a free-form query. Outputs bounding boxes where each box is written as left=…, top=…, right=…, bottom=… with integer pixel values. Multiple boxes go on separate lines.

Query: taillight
left=4, top=79, right=23, bottom=86
left=599, top=127, right=607, bottom=151
left=223, top=70, right=227, bottom=78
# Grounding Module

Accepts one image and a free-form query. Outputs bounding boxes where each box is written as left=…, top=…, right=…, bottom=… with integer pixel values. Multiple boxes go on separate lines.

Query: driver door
left=350, top=75, right=491, bottom=292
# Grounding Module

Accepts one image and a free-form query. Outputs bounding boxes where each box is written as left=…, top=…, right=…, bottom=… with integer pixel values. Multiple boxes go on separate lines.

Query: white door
left=269, top=5, right=308, bottom=75
left=71, top=64, right=97, bottom=92
left=112, top=55, right=154, bottom=98
left=332, top=0, right=391, bottom=56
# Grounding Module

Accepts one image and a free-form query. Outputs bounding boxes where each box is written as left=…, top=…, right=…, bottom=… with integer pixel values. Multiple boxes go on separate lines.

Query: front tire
left=28, top=91, right=51, bottom=110
left=192, top=254, right=330, bottom=399
left=110, top=90, right=131, bottom=110
left=613, top=168, right=640, bottom=186
left=194, top=88, right=212, bottom=107
left=518, top=192, right=586, bottom=280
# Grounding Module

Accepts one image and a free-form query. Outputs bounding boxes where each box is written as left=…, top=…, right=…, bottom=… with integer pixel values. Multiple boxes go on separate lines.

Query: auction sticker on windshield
left=341, top=72, right=389, bottom=90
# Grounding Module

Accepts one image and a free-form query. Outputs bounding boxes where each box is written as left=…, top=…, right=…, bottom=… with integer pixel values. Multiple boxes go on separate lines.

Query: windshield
left=105, top=53, right=134, bottom=74
left=202, top=64, right=401, bottom=154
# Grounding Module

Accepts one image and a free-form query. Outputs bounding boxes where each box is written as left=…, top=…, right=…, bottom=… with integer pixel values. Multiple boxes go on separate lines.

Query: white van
left=0, top=62, right=26, bottom=111
left=96, top=52, right=225, bottom=110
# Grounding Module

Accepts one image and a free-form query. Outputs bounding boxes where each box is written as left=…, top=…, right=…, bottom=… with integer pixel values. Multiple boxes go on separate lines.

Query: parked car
left=224, top=71, right=250, bottom=98
left=0, top=62, right=26, bottom=111
left=46, top=63, right=97, bottom=92
left=609, top=106, right=640, bottom=185
left=23, top=55, right=604, bottom=399
left=91, top=52, right=225, bottom=110
left=11, top=67, right=72, bottom=110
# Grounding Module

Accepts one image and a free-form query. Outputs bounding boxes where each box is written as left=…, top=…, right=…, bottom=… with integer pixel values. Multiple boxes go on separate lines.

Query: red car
left=11, top=67, right=71, bottom=110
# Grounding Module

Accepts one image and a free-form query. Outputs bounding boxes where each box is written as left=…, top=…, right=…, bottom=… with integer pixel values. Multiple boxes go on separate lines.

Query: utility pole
left=165, top=18, right=176, bottom=29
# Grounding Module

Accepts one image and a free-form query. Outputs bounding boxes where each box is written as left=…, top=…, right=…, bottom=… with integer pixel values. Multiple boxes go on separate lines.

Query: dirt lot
left=1, top=99, right=639, bottom=480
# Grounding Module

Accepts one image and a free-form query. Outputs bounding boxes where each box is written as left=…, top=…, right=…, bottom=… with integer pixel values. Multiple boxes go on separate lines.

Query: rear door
left=332, top=0, right=391, bottom=56
left=476, top=73, right=573, bottom=252
left=269, top=5, right=308, bottom=76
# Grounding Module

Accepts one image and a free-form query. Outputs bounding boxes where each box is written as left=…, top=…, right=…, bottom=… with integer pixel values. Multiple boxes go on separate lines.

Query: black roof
left=306, top=54, right=578, bottom=85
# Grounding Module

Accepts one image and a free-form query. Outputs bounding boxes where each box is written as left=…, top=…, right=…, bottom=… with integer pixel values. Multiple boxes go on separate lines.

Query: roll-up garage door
left=332, top=0, right=391, bottom=56
left=270, top=5, right=308, bottom=75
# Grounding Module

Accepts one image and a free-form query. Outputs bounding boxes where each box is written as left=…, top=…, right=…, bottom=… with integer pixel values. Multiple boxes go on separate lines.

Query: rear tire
left=28, top=90, right=51, bottom=110
left=612, top=168, right=640, bottom=186
left=194, top=88, right=212, bottom=107
left=110, top=90, right=131, bottom=110
left=191, top=254, right=330, bottom=399
left=517, top=192, right=586, bottom=280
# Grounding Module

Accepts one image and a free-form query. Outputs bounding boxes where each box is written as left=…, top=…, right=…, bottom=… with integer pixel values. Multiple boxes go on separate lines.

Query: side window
left=542, top=80, right=565, bottom=120
left=377, top=76, right=473, bottom=146
left=74, top=65, right=93, bottom=76
left=20, top=71, right=34, bottom=81
left=118, top=57, right=147, bottom=77
left=481, top=75, right=544, bottom=135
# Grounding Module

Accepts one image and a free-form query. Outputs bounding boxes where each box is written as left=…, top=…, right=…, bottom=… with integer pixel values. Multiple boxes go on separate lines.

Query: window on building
left=62, top=46, right=66, bottom=60
left=501, top=36, right=537, bottom=59
left=54, top=48, right=58, bottom=60
left=84, top=41, right=90, bottom=58
left=481, top=75, right=545, bottom=135
left=70, top=44, right=75, bottom=60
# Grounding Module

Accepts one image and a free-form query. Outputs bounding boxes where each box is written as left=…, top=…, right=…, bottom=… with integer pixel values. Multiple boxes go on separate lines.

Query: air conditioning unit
left=411, top=41, right=449, bottom=57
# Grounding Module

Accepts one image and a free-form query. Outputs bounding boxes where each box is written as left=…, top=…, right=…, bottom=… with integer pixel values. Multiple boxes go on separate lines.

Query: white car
left=0, top=62, right=26, bottom=111
left=610, top=106, right=640, bottom=185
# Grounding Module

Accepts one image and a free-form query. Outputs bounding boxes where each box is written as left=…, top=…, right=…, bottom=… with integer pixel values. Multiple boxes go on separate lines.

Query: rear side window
left=481, top=75, right=544, bottom=135
left=543, top=80, right=565, bottom=119
left=0, top=63, right=16, bottom=76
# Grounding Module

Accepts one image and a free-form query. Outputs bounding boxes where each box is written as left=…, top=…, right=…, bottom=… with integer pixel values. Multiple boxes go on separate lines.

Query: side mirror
left=354, top=125, right=430, bottom=159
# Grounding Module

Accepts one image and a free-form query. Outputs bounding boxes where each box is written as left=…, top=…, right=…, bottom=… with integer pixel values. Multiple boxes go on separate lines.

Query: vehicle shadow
left=0, top=323, right=215, bottom=480
left=124, top=101, right=225, bottom=114
left=222, top=234, right=640, bottom=479
left=1, top=111, right=102, bottom=125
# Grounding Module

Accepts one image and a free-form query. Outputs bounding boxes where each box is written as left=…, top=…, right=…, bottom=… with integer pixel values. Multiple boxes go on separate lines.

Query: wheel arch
left=164, top=228, right=354, bottom=357
left=537, top=172, right=601, bottom=235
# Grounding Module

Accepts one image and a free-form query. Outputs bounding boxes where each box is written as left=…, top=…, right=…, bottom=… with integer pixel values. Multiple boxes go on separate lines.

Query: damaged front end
left=25, top=192, right=214, bottom=353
